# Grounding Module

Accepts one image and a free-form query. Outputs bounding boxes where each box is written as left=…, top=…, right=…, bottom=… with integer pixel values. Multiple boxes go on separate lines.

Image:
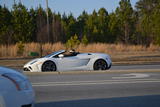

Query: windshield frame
left=43, top=50, right=66, bottom=58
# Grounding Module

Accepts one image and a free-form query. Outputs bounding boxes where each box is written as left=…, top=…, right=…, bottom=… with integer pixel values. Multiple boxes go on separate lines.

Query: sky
left=0, top=0, right=139, bottom=17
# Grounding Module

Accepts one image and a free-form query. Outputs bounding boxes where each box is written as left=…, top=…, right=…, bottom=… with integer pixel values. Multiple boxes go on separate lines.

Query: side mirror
left=58, top=54, right=64, bottom=58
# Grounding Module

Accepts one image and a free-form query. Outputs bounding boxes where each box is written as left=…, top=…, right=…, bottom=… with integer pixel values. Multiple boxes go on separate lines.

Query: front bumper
left=23, top=64, right=41, bottom=72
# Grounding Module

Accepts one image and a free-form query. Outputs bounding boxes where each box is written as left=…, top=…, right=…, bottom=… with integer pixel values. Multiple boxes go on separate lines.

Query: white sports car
left=24, top=50, right=112, bottom=72
left=0, top=66, right=35, bottom=107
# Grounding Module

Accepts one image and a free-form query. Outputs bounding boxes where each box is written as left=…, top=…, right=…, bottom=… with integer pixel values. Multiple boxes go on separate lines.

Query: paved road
left=26, top=67, right=160, bottom=107
left=111, top=64, right=160, bottom=70
left=9, top=63, right=160, bottom=71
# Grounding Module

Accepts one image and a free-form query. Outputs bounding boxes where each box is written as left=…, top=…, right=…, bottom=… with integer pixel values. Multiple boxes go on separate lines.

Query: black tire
left=42, top=61, right=56, bottom=72
left=93, top=59, right=108, bottom=70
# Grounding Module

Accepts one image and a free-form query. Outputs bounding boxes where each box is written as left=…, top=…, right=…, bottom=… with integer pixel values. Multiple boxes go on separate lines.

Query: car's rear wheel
left=93, top=59, right=108, bottom=70
left=42, top=61, right=56, bottom=72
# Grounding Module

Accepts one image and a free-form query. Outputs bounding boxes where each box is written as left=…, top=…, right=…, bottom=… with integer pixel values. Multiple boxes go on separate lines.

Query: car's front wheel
left=93, top=59, right=108, bottom=70
left=42, top=61, right=56, bottom=72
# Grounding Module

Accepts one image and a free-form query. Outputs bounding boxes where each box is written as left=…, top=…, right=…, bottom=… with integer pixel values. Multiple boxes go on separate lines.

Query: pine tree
left=116, top=0, right=134, bottom=44
left=135, top=0, right=160, bottom=46
left=12, top=3, right=34, bottom=43
left=66, top=34, right=80, bottom=49
left=81, top=35, right=88, bottom=45
left=0, top=6, right=13, bottom=44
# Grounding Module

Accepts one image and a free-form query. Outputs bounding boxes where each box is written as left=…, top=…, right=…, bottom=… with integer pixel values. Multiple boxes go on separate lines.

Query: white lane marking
left=32, top=79, right=160, bottom=87
left=32, top=79, right=157, bottom=85
left=112, top=73, right=150, bottom=79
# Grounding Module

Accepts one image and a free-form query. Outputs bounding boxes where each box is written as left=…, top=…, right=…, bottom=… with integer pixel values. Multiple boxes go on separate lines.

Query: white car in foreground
left=24, top=50, right=112, bottom=72
left=0, top=66, right=35, bottom=107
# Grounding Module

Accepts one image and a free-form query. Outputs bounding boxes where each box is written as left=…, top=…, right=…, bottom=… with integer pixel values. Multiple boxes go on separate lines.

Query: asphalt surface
left=25, top=64, right=160, bottom=107
left=110, top=64, right=160, bottom=70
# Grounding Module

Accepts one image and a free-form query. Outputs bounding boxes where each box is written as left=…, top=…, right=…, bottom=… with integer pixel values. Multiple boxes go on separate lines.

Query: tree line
left=0, top=0, right=160, bottom=47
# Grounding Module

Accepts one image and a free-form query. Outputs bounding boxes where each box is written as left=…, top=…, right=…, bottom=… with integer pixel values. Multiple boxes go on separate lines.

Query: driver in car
left=62, top=49, right=79, bottom=57
left=69, top=49, right=77, bottom=56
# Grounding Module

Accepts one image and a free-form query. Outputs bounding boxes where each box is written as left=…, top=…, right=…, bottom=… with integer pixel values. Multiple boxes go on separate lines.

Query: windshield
left=43, top=50, right=65, bottom=58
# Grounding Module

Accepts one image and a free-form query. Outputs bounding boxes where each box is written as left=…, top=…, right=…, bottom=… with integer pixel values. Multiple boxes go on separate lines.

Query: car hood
left=26, top=58, right=40, bottom=65
left=24, top=58, right=48, bottom=66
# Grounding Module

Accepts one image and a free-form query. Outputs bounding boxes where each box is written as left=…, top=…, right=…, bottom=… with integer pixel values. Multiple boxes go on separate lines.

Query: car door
left=56, top=56, right=89, bottom=71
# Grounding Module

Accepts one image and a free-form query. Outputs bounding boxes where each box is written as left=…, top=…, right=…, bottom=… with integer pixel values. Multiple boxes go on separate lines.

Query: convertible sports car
left=24, top=50, right=112, bottom=72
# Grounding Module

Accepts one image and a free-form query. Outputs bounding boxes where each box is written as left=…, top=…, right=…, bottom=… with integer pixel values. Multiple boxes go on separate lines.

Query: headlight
left=2, top=73, right=30, bottom=91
